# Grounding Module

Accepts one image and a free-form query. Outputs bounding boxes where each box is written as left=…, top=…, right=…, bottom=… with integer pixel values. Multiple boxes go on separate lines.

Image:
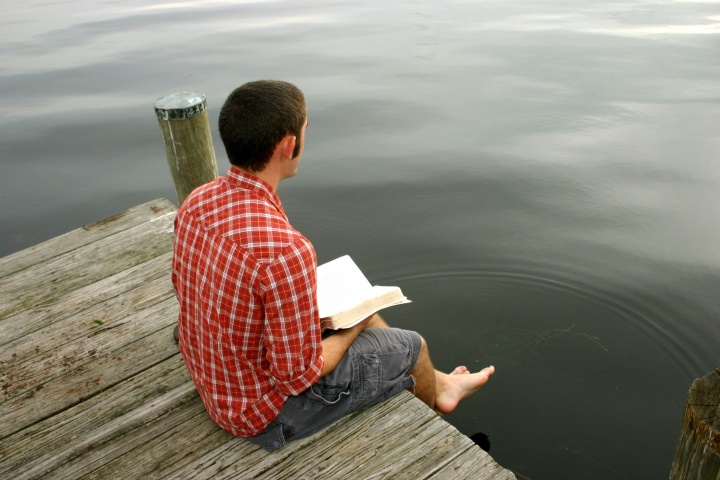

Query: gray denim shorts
left=247, top=327, right=422, bottom=451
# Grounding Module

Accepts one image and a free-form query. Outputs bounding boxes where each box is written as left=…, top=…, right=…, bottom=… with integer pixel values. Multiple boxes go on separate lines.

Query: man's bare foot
left=434, top=365, right=495, bottom=415
left=451, top=366, right=470, bottom=375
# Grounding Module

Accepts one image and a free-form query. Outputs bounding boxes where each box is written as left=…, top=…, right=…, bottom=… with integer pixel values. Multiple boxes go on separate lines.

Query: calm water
left=3, top=1, right=720, bottom=478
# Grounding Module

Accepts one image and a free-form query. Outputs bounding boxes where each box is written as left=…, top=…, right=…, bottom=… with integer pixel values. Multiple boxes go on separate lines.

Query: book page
left=316, top=255, right=374, bottom=317
left=328, top=286, right=409, bottom=328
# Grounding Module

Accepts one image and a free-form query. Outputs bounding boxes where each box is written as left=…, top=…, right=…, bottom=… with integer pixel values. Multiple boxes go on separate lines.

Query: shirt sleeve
left=261, top=237, right=323, bottom=396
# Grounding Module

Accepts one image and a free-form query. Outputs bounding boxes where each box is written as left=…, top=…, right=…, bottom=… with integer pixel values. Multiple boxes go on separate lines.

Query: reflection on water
left=2, top=1, right=720, bottom=478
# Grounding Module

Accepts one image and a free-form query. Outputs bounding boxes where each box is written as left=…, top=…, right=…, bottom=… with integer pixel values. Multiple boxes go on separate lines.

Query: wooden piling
left=154, top=91, right=218, bottom=205
left=669, top=369, right=720, bottom=479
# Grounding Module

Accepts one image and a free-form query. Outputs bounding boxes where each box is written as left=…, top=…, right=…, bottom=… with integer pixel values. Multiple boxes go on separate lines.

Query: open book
left=316, top=255, right=410, bottom=330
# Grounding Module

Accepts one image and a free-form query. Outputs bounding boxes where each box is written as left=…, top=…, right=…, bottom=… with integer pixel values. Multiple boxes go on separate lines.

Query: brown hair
left=218, top=80, right=306, bottom=172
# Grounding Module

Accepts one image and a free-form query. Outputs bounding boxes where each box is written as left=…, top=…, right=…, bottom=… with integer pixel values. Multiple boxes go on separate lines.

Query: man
left=172, top=80, right=495, bottom=451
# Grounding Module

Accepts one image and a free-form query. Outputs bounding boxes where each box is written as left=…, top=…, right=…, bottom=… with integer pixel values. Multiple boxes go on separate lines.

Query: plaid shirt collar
left=226, top=167, right=288, bottom=221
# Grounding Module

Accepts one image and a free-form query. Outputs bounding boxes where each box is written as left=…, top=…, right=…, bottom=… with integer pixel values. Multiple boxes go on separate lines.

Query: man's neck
left=231, top=165, right=281, bottom=192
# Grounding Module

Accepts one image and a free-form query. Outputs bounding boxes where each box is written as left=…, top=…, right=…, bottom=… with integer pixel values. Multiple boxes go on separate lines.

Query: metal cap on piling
left=155, top=91, right=208, bottom=121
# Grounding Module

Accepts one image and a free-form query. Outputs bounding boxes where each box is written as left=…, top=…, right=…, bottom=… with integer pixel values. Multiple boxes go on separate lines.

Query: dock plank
left=0, top=199, right=176, bottom=277
left=0, top=199, right=515, bottom=480
left=35, top=383, right=201, bottom=480
left=0, top=252, right=172, bottom=350
left=0, top=256, right=173, bottom=372
left=0, top=320, right=178, bottom=440
left=0, top=360, right=190, bottom=478
left=0, top=208, right=175, bottom=319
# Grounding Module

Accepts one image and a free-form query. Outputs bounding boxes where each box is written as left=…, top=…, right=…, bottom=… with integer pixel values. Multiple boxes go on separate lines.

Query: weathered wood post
left=154, top=91, right=218, bottom=205
left=669, top=369, right=720, bottom=479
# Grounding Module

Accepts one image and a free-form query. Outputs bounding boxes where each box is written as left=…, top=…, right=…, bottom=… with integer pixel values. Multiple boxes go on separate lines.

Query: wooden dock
left=0, top=198, right=515, bottom=479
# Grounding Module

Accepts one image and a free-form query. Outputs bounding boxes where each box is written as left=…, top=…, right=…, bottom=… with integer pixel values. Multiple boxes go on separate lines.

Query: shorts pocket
left=306, top=382, right=351, bottom=405
left=355, top=353, right=381, bottom=409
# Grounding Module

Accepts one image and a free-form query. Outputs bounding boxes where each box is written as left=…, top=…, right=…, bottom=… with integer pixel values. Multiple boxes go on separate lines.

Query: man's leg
left=368, top=314, right=495, bottom=414
left=409, top=336, right=494, bottom=414
left=366, top=313, right=390, bottom=329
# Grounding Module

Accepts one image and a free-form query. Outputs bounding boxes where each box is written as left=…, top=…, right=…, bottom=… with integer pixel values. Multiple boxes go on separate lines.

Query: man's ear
left=280, top=134, right=297, bottom=158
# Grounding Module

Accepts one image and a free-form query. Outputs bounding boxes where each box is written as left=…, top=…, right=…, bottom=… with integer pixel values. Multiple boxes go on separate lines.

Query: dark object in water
left=470, top=432, right=491, bottom=452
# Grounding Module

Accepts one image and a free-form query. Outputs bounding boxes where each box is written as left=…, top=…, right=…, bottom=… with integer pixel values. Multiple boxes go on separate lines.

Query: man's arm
left=319, top=313, right=388, bottom=377
left=262, top=242, right=325, bottom=396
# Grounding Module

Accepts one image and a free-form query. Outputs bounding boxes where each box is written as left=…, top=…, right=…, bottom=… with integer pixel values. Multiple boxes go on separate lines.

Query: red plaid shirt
left=172, top=168, right=324, bottom=437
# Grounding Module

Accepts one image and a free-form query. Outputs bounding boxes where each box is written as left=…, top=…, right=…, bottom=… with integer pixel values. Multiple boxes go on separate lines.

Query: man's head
left=218, top=80, right=306, bottom=173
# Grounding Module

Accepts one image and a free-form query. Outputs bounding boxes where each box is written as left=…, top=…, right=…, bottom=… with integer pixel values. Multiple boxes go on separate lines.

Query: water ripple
left=385, top=263, right=708, bottom=376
